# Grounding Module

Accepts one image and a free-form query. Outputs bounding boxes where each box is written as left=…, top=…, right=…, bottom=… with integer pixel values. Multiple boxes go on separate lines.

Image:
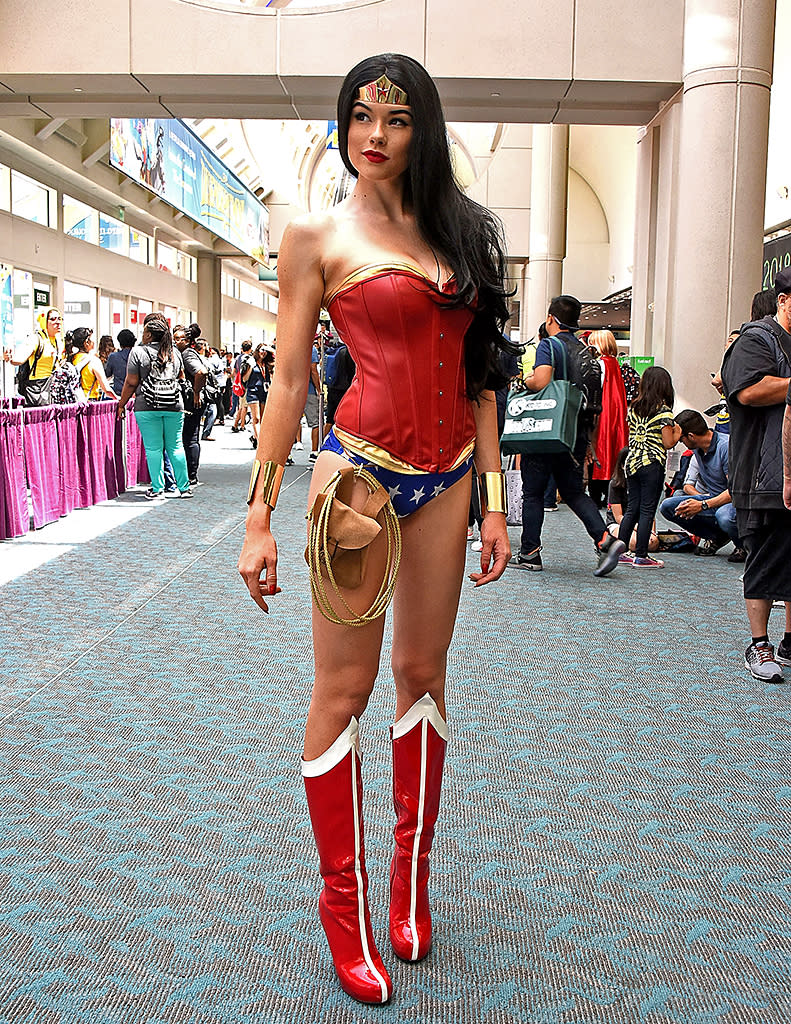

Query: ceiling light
left=490, top=92, right=500, bottom=97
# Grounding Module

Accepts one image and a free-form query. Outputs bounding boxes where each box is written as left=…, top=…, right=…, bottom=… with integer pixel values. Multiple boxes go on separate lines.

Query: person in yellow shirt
left=2, top=306, right=64, bottom=405
left=68, top=327, right=116, bottom=400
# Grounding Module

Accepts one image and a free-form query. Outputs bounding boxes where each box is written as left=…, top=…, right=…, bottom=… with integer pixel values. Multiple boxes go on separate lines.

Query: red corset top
left=326, top=264, right=476, bottom=474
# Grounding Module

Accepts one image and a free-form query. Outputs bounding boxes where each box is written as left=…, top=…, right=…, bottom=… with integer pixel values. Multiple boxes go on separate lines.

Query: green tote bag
left=500, top=340, right=583, bottom=455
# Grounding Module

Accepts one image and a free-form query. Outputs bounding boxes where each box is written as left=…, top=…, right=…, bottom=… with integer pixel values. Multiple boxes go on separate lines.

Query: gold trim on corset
left=334, top=427, right=475, bottom=475
left=324, top=263, right=456, bottom=308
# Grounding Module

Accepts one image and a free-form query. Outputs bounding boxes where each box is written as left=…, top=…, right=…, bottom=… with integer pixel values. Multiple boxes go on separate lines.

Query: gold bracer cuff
left=479, top=472, right=507, bottom=515
left=247, top=459, right=285, bottom=509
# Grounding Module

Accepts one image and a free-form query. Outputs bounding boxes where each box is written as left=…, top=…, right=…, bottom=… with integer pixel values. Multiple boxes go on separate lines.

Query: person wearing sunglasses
left=2, top=306, right=64, bottom=406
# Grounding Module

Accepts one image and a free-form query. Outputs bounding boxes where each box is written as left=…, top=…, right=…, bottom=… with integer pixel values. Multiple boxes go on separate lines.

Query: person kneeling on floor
left=659, top=408, right=745, bottom=562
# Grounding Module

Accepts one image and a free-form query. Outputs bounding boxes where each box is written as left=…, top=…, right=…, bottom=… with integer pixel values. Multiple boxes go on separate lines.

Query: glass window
left=64, top=195, right=99, bottom=244
left=157, top=241, right=177, bottom=274
left=63, top=280, right=97, bottom=336
left=129, top=229, right=150, bottom=264
left=0, top=164, right=10, bottom=212
left=99, top=213, right=129, bottom=256
left=12, top=171, right=53, bottom=226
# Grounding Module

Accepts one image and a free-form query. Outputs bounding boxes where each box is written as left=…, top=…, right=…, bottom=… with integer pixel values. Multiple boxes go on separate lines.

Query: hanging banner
left=109, top=118, right=270, bottom=265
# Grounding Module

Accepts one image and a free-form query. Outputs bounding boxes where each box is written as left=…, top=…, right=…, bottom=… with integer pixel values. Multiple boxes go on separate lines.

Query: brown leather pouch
left=306, top=467, right=391, bottom=588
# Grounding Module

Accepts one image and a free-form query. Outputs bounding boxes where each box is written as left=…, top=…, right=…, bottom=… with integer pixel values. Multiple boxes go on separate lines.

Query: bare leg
left=249, top=401, right=260, bottom=442
left=745, top=598, right=772, bottom=637
left=303, top=450, right=390, bottom=758
left=391, top=471, right=472, bottom=722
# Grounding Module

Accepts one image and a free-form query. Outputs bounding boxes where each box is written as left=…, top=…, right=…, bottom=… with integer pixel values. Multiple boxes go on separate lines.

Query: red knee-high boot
left=389, top=693, right=448, bottom=962
left=302, top=718, right=392, bottom=1004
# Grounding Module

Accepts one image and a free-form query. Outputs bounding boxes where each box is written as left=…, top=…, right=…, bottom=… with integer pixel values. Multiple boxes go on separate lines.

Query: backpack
left=562, top=333, right=603, bottom=422
left=325, top=344, right=355, bottom=393
left=139, top=348, right=181, bottom=410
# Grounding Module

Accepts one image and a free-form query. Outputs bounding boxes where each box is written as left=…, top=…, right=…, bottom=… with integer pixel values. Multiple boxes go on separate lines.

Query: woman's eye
left=391, top=118, right=409, bottom=127
left=354, top=112, right=370, bottom=122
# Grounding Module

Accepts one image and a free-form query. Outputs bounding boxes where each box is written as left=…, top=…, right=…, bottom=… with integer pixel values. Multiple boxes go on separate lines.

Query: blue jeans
left=659, top=492, right=739, bottom=543
left=201, top=401, right=217, bottom=439
left=134, top=410, right=190, bottom=492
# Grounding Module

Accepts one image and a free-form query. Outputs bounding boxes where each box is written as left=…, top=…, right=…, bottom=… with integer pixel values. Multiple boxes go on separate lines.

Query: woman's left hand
left=468, top=512, right=511, bottom=587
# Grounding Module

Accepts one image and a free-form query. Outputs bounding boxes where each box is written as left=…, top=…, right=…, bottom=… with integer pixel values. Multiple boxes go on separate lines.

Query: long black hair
left=142, top=312, right=173, bottom=362
left=632, top=365, right=674, bottom=419
left=337, top=53, right=516, bottom=398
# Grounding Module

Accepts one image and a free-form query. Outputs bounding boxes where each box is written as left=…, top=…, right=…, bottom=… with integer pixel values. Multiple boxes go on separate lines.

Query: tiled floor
left=1, top=427, right=789, bottom=1024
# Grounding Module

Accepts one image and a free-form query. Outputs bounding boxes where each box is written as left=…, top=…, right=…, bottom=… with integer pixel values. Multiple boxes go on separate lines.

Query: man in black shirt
left=721, top=270, right=791, bottom=683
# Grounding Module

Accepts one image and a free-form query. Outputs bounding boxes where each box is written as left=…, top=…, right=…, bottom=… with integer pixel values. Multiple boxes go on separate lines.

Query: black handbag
left=18, top=343, right=52, bottom=407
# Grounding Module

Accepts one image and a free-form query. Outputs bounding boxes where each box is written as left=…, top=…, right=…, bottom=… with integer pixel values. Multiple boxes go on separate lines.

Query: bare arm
left=238, top=216, right=326, bottom=612
left=662, top=423, right=682, bottom=449
left=783, top=403, right=791, bottom=510
left=3, top=341, right=37, bottom=366
left=736, top=376, right=790, bottom=406
left=525, top=364, right=553, bottom=392
left=91, top=355, right=116, bottom=399
left=116, top=372, right=139, bottom=418
left=469, top=391, right=511, bottom=587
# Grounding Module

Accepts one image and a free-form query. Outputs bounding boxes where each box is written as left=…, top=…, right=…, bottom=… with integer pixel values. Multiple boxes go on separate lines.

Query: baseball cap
left=774, top=267, right=791, bottom=295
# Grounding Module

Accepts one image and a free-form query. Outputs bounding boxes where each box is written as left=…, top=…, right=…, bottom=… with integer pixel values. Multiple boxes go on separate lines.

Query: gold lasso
left=307, top=466, right=402, bottom=627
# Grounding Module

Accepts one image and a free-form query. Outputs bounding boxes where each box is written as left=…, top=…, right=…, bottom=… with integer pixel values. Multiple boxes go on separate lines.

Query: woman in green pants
left=116, top=312, right=192, bottom=499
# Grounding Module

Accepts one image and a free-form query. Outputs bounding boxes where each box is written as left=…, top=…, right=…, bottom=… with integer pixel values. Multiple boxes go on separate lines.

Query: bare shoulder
left=280, top=211, right=338, bottom=259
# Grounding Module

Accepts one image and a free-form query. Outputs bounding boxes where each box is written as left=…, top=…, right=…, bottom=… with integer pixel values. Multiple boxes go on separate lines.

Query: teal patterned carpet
left=1, top=438, right=790, bottom=1024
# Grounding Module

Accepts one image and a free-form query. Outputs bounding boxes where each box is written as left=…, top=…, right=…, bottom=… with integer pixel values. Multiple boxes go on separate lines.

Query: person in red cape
left=589, top=330, right=628, bottom=507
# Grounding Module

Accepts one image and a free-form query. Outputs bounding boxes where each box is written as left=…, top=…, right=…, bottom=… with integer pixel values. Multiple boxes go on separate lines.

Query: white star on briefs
left=388, top=483, right=402, bottom=500
left=410, top=486, right=426, bottom=504
left=431, top=482, right=445, bottom=498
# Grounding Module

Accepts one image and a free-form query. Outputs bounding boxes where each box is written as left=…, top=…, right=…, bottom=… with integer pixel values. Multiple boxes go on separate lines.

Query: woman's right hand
left=238, top=518, right=281, bottom=613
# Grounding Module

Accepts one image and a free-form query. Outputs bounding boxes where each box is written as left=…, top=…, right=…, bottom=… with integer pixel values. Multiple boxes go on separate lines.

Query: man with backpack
left=721, top=270, right=791, bottom=684
left=509, top=294, right=625, bottom=577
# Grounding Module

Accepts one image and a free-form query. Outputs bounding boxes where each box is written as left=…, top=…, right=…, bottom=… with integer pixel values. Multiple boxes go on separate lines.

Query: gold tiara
left=357, top=74, right=409, bottom=106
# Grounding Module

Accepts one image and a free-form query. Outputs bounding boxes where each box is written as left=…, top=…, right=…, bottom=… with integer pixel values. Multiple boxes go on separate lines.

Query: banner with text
left=109, top=118, right=269, bottom=264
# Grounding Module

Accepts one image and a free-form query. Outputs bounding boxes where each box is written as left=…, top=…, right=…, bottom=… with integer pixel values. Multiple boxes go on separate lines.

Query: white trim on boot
left=301, top=717, right=360, bottom=777
left=392, top=692, right=449, bottom=741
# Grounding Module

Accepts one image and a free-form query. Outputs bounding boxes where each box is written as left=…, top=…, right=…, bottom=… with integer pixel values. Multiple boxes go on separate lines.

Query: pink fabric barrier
left=0, top=408, right=28, bottom=541
left=82, top=402, right=121, bottom=505
left=0, top=400, right=144, bottom=541
left=123, top=408, right=150, bottom=487
left=23, top=405, right=62, bottom=529
left=55, top=405, right=81, bottom=518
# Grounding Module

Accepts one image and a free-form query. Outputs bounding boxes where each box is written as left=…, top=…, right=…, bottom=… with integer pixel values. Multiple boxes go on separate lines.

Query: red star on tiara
left=357, top=74, right=409, bottom=106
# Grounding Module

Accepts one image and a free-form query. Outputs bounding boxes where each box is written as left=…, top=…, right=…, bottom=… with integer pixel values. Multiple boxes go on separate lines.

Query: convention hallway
left=1, top=431, right=789, bottom=1024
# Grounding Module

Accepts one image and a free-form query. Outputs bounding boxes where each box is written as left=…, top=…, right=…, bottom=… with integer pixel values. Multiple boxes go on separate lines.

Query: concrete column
left=667, top=0, right=775, bottom=411
left=197, top=253, right=222, bottom=348
left=630, top=125, right=657, bottom=358
left=526, top=124, right=569, bottom=333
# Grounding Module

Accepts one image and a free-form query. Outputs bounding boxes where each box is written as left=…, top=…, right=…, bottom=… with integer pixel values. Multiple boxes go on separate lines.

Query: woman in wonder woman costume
left=238, top=54, right=516, bottom=1004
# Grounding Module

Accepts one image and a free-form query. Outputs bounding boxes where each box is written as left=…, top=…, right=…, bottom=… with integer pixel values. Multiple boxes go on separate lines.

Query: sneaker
left=727, top=547, right=747, bottom=563
left=309, top=451, right=319, bottom=462
left=618, top=551, right=635, bottom=564
left=744, top=640, right=784, bottom=683
left=164, top=485, right=177, bottom=494
left=544, top=504, right=558, bottom=512
left=286, top=456, right=294, bottom=466
left=144, top=488, right=164, bottom=500
left=632, top=555, right=665, bottom=568
left=471, top=540, right=483, bottom=552
left=593, top=537, right=626, bottom=577
left=694, top=537, right=728, bottom=556
left=294, top=441, right=304, bottom=451
left=179, top=488, right=194, bottom=499
left=509, top=549, right=542, bottom=572
left=250, top=435, right=257, bottom=449
left=776, top=638, right=791, bottom=667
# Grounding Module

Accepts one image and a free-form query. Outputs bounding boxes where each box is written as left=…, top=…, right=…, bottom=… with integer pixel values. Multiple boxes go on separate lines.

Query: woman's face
left=46, top=311, right=62, bottom=339
left=347, top=100, right=413, bottom=183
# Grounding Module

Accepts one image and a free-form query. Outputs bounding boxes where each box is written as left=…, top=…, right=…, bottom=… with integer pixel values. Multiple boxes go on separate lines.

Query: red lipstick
left=362, top=150, right=388, bottom=163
